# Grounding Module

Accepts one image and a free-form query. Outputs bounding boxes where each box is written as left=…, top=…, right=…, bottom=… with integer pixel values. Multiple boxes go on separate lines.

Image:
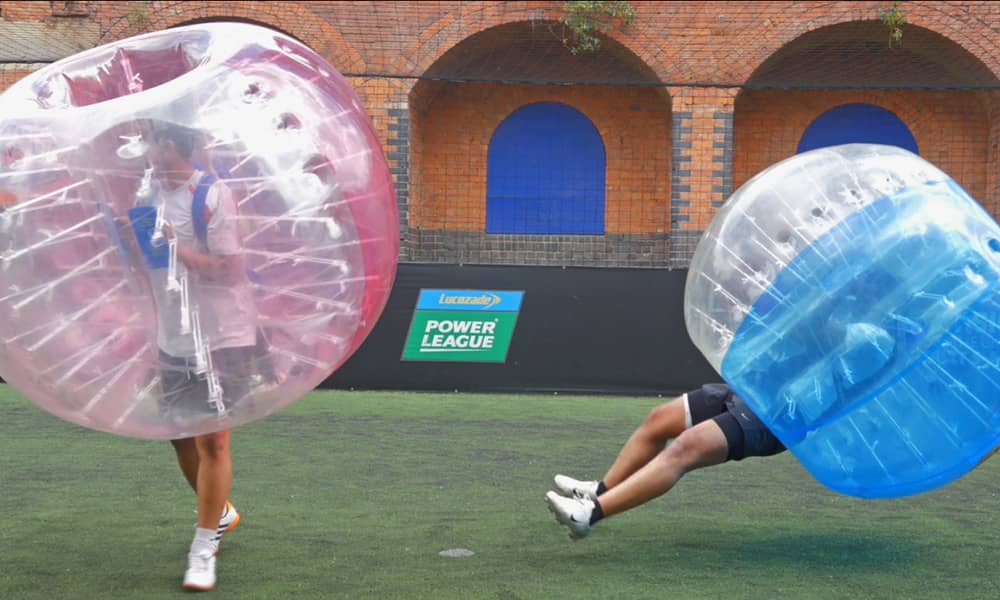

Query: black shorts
left=687, top=383, right=786, bottom=461
left=159, top=346, right=253, bottom=420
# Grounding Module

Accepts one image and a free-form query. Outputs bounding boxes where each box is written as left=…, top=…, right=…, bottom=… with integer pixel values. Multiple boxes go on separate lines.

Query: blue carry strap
left=190, top=172, right=217, bottom=251
left=188, top=164, right=263, bottom=293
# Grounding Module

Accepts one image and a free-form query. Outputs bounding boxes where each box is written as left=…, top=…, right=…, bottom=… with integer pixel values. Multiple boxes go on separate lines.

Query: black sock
left=589, top=500, right=605, bottom=525
left=596, top=480, right=608, bottom=495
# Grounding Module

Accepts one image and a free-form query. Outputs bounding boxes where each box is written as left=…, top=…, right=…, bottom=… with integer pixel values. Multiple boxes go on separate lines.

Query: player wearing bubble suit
left=118, top=121, right=250, bottom=590
left=545, top=386, right=1000, bottom=541
left=546, top=143, right=1000, bottom=540
left=0, top=19, right=399, bottom=592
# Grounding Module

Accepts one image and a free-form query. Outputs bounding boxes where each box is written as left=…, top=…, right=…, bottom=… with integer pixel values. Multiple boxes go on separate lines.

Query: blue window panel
left=797, top=103, right=918, bottom=155
left=487, top=102, right=606, bottom=234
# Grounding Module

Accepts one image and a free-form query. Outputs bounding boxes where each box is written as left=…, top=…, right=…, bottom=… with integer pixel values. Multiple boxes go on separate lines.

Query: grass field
left=1, top=385, right=998, bottom=599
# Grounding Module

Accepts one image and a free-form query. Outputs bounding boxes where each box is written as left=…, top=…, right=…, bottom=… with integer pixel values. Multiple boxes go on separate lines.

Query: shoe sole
left=182, top=582, right=215, bottom=592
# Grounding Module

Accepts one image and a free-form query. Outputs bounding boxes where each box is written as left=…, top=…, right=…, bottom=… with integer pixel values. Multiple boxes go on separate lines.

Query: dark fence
left=325, top=262, right=717, bottom=395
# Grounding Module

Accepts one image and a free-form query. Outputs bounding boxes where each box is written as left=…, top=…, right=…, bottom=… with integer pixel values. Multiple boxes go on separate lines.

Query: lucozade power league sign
left=401, top=290, right=524, bottom=362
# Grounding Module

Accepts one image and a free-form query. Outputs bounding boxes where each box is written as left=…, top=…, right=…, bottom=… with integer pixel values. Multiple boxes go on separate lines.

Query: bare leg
left=598, top=419, right=729, bottom=518
left=193, top=431, right=232, bottom=530
left=171, top=438, right=200, bottom=492
left=602, top=396, right=688, bottom=489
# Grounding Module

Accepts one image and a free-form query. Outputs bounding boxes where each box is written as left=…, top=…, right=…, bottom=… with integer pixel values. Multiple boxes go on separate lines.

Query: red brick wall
left=93, top=0, right=366, bottom=73
left=409, top=82, right=671, bottom=233
left=0, top=1, right=52, bottom=21
left=985, top=91, right=1000, bottom=217
left=733, top=90, right=990, bottom=201
left=2, top=1, right=1000, bottom=248
left=0, top=67, right=36, bottom=91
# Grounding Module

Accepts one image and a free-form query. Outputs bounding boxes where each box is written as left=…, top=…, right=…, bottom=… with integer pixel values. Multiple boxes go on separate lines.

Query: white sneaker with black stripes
left=545, top=491, right=595, bottom=540
left=215, top=501, right=241, bottom=550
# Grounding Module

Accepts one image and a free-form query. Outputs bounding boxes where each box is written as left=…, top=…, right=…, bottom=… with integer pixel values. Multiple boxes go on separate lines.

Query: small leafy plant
left=878, top=1, right=906, bottom=48
left=557, top=1, right=636, bottom=55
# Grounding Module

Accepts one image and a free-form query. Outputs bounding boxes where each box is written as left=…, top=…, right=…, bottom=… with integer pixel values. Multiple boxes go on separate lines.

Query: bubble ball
left=0, top=23, right=399, bottom=439
left=685, top=144, right=1000, bottom=498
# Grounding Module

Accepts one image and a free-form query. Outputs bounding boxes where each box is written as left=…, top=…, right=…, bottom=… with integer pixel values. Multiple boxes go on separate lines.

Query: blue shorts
left=687, top=384, right=787, bottom=461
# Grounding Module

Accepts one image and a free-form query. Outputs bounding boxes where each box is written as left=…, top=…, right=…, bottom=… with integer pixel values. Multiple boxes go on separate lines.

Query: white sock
left=191, top=527, right=218, bottom=555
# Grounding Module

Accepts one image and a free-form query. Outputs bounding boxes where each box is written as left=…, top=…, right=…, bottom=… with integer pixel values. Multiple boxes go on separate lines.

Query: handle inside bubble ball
left=127, top=206, right=169, bottom=270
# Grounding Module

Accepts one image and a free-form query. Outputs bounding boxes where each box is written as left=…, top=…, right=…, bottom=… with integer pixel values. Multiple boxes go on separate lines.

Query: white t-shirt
left=148, top=170, right=257, bottom=358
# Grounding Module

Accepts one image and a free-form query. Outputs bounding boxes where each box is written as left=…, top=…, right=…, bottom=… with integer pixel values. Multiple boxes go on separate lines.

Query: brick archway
left=399, top=1, right=653, bottom=83
left=731, top=8, right=996, bottom=210
left=727, top=2, right=1000, bottom=85
left=98, top=1, right=366, bottom=75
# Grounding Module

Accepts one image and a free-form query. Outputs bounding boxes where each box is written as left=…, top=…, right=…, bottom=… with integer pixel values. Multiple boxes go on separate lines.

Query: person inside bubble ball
left=545, top=382, right=999, bottom=540
left=122, top=120, right=257, bottom=591
left=544, top=383, right=788, bottom=540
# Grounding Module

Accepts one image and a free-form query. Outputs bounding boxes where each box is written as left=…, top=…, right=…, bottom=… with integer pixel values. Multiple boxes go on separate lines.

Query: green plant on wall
left=878, top=1, right=906, bottom=48
left=557, top=1, right=636, bottom=55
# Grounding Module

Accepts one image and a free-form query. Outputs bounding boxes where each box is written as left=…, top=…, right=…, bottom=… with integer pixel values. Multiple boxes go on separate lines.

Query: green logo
left=401, top=289, right=524, bottom=363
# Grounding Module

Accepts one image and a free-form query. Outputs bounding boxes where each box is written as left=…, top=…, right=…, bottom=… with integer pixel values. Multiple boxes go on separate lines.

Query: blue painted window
left=797, top=103, right=918, bottom=154
left=487, top=102, right=606, bottom=234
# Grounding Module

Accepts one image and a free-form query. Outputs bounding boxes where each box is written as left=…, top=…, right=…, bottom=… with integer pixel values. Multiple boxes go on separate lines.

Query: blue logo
left=416, top=289, right=524, bottom=312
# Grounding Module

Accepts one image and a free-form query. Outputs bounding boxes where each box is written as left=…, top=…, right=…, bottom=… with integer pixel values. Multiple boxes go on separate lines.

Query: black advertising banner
left=325, top=263, right=717, bottom=396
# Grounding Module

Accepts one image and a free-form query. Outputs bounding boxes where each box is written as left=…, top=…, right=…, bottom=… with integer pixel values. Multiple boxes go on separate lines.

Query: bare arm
left=174, top=241, right=239, bottom=279
left=162, top=223, right=243, bottom=284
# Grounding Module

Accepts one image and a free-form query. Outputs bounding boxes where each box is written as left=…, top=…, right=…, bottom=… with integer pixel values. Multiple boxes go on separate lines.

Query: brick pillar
left=351, top=77, right=413, bottom=263
left=668, top=87, right=738, bottom=268
left=986, top=91, right=1000, bottom=220
left=387, top=107, right=411, bottom=260
left=669, top=108, right=693, bottom=267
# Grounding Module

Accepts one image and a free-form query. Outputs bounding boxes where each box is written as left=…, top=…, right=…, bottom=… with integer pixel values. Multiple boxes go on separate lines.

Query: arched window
left=797, top=103, right=918, bottom=154
left=487, top=102, right=606, bottom=234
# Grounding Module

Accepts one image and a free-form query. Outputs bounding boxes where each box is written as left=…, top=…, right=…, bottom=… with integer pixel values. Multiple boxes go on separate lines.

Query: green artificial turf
left=1, top=385, right=997, bottom=599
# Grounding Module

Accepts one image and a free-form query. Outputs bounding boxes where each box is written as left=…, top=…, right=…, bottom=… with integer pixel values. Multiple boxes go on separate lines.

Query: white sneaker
left=215, top=501, right=241, bottom=545
left=545, top=491, right=595, bottom=540
left=553, top=474, right=599, bottom=500
left=182, top=548, right=217, bottom=591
